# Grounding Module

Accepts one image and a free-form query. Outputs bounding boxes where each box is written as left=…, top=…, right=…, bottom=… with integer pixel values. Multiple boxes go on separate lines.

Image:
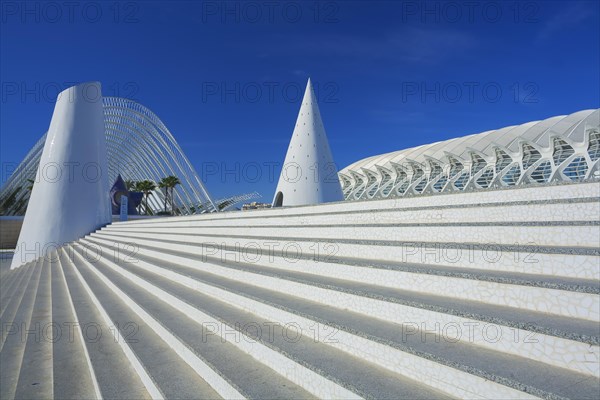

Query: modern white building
left=339, top=109, right=599, bottom=200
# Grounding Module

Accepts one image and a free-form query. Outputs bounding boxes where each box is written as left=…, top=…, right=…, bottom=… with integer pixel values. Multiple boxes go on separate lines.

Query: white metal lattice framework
left=0, top=97, right=217, bottom=215
left=339, top=109, right=600, bottom=201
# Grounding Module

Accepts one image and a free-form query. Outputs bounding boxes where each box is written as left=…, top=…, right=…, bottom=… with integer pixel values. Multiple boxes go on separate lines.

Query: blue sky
left=1, top=0, right=599, bottom=200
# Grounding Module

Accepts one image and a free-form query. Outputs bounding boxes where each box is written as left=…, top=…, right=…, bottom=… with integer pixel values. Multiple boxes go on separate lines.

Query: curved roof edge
left=339, top=109, right=600, bottom=201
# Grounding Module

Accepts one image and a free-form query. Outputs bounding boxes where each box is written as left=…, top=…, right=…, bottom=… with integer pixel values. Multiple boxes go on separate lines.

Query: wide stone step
left=89, top=231, right=600, bottom=293
left=106, top=200, right=600, bottom=228
left=85, top=235, right=600, bottom=324
left=66, top=245, right=230, bottom=400
left=76, top=240, right=531, bottom=400
left=103, top=222, right=600, bottom=248
left=115, top=181, right=600, bottom=227
left=0, top=259, right=44, bottom=399
left=51, top=250, right=101, bottom=399
left=135, top=253, right=600, bottom=399
left=59, top=248, right=154, bottom=399
left=70, top=242, right=375, bottom=399
left=15, top=257, right=53, bottom=399
left=86, top=235, right=600, bottom=375
left=80, top=237, right=600, bottom=399
left=0, top=262, right=28, bottom=300
left=92, top=229, right=600, bottom=281
left=90, top=234, right=599, bottom=339
left=0, top=261, right=34, bottom=320
left=72, top=243, right=360, bottom=399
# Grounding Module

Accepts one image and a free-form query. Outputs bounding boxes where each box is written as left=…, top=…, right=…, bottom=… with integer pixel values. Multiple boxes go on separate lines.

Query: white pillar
left=11, top=82, right=110, bottom=269
left=272, top=78, right=344, bottom=207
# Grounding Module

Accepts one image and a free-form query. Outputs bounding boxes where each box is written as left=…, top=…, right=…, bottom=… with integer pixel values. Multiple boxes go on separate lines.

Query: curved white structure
left=1, top=98, right=217, bottom=216
left=339, top=109, right=600, bottom=200
left=272, top=79, right=343, bottom=207
left=11, top=82, right=111, bottom=269
left=1, top=83, right=598, bottom=399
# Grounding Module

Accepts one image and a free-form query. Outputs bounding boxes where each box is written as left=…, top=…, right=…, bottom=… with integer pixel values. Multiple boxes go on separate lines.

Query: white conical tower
left=11, top=82, right=111, bottom=269
left=272, top=78, right=343, bottom=207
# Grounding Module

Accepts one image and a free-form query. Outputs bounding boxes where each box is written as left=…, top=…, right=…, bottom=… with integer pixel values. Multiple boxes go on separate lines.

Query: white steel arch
left=0, top=97, right=217, bottom=215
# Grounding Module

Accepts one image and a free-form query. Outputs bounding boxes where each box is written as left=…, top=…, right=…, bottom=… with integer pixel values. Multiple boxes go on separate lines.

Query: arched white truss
left=0, top=97, right=217, bottom=215
left=216, top=191, right=261, bottom=211
left=339, top=109, right=600, bottom=201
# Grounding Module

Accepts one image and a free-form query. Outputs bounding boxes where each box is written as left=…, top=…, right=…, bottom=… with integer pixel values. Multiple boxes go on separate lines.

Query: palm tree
left=0, top=187, right=20, bottom=215
left=125, top=180, right=137, bottom=191
left=158, top=176, right=181, bottom=215
left=26, top=179, right=35, bottom=192
left=124, top=180, right=138, bottom=212
left=124, top=180, right=143, bottom=213
left=135, top=180, right=156, bottom=215
left=158, top=179, right=168, bottom=213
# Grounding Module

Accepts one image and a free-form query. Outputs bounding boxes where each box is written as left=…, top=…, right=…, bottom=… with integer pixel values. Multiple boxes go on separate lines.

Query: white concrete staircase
left=1, top=181, right=599, bottom=399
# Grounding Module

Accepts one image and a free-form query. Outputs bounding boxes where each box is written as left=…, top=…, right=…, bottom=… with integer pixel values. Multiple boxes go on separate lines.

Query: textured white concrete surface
left=88, top=232, right=600, bottom=322
left=73, top=241, right=358, bottom=400
left=80, top=238, right=538, bottom=400
left=86, top=234, right=600, bottom=377
left=114, top=200, right=599, bottom=227
left=113, top=223, right=600, bottom=248
left=94, top=229, right=600, bottom=280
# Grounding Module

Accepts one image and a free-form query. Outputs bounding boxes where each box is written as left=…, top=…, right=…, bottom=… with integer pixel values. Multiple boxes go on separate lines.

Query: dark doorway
left=273, top=191, right=283, bottom=207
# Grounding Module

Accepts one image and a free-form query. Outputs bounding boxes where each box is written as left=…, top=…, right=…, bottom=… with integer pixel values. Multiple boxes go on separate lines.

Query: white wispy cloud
left=278, top=27, right=477, bottom=65
left=536, top=2, right=596, bottom=42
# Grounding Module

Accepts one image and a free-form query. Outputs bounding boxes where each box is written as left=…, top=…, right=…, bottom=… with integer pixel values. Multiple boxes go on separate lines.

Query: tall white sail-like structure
left=272, top=78, right=343, bottom=207
left=11, top=82, right=111, bottom=269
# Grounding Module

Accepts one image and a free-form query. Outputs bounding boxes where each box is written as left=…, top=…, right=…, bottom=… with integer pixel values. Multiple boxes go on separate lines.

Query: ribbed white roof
left=341, top=109, right=599, bottom=173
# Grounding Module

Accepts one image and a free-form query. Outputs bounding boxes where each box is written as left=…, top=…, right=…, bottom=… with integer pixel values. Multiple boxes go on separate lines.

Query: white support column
left=11, top=82, right=110, bottom=269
